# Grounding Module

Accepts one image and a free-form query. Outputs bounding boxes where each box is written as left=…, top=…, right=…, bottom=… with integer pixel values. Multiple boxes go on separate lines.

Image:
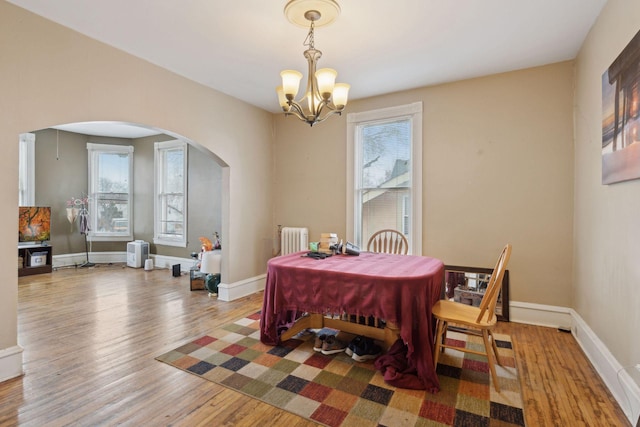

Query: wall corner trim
left=0, top=345, right=24, bottom=383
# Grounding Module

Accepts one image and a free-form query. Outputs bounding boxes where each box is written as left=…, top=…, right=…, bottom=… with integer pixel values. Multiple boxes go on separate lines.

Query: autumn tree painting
left=19, top=207, right=51, bottom=242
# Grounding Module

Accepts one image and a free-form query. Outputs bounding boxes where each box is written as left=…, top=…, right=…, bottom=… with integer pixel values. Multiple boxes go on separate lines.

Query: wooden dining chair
left=367, top=229, right=409, bottom=255
left=432, top=243, right=512, bottom=391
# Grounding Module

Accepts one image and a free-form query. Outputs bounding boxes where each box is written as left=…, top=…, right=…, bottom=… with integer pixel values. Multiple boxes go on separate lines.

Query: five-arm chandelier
left=276, top=0, right=350, bottom=127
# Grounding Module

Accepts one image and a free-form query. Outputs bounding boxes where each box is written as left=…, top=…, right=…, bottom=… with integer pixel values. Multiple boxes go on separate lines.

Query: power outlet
left=635, top=363, right=640, bottom=372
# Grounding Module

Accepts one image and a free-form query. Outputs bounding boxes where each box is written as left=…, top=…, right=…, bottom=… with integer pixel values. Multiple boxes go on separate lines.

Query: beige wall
left=33, top=129, right=91, bottom=254
left=574, top=0, right=640, bottom=368
left=275, top=61, right=575, bottom=306
left=0, top=2, right=273, bottom=351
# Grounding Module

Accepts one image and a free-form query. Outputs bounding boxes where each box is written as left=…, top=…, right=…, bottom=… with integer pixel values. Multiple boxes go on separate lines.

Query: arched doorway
left=18, top=121, right=229, bottom=267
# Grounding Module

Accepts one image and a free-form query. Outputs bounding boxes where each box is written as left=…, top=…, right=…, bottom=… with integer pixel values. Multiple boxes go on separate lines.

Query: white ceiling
left=10, top=0, right=606, bottom=137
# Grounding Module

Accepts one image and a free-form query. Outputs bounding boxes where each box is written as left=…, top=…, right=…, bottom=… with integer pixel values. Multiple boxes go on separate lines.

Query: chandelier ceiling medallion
left=276, top=0, right=350, bottom=126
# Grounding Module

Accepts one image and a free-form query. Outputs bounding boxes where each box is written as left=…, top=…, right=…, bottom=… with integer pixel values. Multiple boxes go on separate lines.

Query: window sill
left=153, top=238, right=186, bottom=248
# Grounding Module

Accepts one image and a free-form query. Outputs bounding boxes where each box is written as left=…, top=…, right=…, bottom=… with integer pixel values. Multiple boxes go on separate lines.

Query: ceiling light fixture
left=276, top=0, right=350, bottom=127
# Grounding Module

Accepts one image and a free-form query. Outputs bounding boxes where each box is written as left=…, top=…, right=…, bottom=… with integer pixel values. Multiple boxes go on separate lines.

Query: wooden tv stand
left=18, top=245, right=53, bottom=276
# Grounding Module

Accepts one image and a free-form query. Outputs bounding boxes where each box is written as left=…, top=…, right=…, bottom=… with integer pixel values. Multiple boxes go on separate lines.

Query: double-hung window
left=347, top=102, right=423, bottom=254
left=87, top=143, right=134, bottom=240
left=154, top=140, right=187, bottom=247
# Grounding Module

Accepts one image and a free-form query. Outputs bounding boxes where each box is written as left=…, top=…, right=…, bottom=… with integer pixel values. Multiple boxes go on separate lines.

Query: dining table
left=259, top=250, right=445, bottom=392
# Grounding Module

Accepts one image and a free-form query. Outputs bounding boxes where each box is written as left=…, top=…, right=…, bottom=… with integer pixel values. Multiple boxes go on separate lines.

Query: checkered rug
left=156, top=312, right=525, bottom=426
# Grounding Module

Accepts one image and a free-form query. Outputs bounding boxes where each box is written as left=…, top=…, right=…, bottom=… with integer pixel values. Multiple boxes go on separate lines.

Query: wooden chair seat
left=432, top=299, right=497, bottom=330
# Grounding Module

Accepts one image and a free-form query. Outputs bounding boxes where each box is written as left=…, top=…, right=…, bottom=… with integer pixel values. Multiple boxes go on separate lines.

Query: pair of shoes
left=313, top=333, right=328, bottom=352
left=345, top=335, right=365, bottom=357
left=347, top=336, right=382, bottom=362
left=321, top=335, right=347, bottom=355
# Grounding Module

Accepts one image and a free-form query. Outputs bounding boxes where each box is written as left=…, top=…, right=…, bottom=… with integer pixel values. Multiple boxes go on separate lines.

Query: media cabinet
left=18, top=245, right=53, bottom=276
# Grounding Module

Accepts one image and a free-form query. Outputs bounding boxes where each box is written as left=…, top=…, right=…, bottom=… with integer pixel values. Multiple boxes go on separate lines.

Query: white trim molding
left=217, top=274, right=266, bottom=302
left=571, top=309, right=640, bottom=426
left=509, top=301, right=573, bottom=328
left=0, top=345, right=24, bottom=383
left=346, top=102, right=423, bottom=255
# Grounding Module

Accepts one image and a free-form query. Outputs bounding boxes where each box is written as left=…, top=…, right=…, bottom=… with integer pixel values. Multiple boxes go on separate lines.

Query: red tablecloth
left=260, top=251, right=444, bottom=393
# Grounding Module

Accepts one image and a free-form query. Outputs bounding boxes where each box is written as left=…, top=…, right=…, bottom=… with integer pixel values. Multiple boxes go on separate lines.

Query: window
left=19, top=132, right=35, bottom=206
left=154, top=140, right=187, bottom=247
left=87, top=143, right=134, bottom=241
left=347, top=102, right=422, bottom=254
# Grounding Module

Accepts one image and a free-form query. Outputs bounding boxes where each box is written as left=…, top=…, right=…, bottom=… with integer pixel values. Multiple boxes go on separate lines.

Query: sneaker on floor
left=351, top=337, right=381, bottom=362
left=313, top=334, right=328, bottom=352
left=321, top=335, right=347, bottom=355
left=345, top=335, right=365, bottom=357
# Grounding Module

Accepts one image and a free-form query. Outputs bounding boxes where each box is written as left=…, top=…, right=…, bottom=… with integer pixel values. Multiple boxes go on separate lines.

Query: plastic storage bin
left=30, top=252, right=46, bottom=267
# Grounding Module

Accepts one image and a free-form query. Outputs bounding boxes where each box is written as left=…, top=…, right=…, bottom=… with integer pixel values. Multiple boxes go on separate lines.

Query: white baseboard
left=151, top=254, right=193, bottom=272
left=53, top=253, right=194, bottom=272
left=571, top=309, right=640, bottom=426
left=53, top=251, right=127, bottom=267
left=218, top=274, right=266, bottom=302
left=509, top=301, right=640, bottom=425
left=509, top=301, right=572, bottom=328
left=0, top=345, right=23, bottom=383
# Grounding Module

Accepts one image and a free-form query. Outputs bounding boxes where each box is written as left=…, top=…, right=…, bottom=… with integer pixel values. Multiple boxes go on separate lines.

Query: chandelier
left=276, top=0, right=350, bottom=126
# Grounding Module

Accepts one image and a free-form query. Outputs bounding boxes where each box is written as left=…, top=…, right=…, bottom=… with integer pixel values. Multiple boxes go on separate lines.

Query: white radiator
left=281, top=227, right=309, bottom=255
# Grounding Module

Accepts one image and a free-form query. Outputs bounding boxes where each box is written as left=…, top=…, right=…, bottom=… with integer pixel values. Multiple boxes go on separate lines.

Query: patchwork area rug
left=156, top=312, right=525, bottom=427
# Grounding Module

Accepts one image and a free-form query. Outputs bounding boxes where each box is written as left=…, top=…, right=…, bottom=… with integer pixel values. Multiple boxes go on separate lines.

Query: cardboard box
left=453, top=286, right=484, bottom=307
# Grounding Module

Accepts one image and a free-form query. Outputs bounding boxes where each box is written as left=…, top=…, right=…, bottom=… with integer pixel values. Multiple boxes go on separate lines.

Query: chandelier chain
left=303, top=20, right=315, bottom=50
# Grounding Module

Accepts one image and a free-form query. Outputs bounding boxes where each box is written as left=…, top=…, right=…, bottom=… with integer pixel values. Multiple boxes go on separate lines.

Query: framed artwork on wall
left=602, top=28, right=640, bottom=185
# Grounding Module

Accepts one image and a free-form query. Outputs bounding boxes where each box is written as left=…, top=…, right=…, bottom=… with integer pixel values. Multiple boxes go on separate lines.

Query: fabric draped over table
left=260, top=251, right=444, bottom=393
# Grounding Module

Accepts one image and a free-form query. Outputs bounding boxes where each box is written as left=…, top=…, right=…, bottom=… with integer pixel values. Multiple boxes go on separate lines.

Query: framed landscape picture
left=602, top=28, right=640, bottom=185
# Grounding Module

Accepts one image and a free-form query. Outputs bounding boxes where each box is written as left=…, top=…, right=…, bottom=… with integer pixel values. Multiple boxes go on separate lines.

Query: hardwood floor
left=0, top=264, right=630, bottom=426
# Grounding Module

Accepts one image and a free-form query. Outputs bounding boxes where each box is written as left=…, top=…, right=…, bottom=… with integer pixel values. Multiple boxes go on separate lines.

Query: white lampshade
left=332, top=83, right=350, bottom=109
left=315, top=68, right=337, bottom=99
left=280, top=70, right=303, bottom=99
left=276, top=86, right=290, bottom=111
left=200, top=251, right=221, bottom=275
left=306, top=90, right=322, bottom=113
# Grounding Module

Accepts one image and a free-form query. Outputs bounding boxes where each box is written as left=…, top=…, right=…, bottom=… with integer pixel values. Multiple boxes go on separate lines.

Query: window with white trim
left=154, top=140, right=187, bottom=247
left=347, top=102, right=423, bottom=254
left=19, top=133, right=35, bottom=206
left=87, top=143, right=134, bottom=241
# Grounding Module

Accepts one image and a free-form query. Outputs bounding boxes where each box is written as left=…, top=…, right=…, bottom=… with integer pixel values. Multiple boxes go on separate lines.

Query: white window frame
left=87, top=143, right=134, bottom=241
left=153, top=140, right=188, bottom=247
left=346, top=102, right=423, bottom=255
left=19, top=132, right=35, bottom=206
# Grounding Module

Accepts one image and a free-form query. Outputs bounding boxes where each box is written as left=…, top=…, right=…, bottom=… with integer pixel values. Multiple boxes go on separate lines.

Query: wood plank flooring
left=0, top=264, right=630, bottom=426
